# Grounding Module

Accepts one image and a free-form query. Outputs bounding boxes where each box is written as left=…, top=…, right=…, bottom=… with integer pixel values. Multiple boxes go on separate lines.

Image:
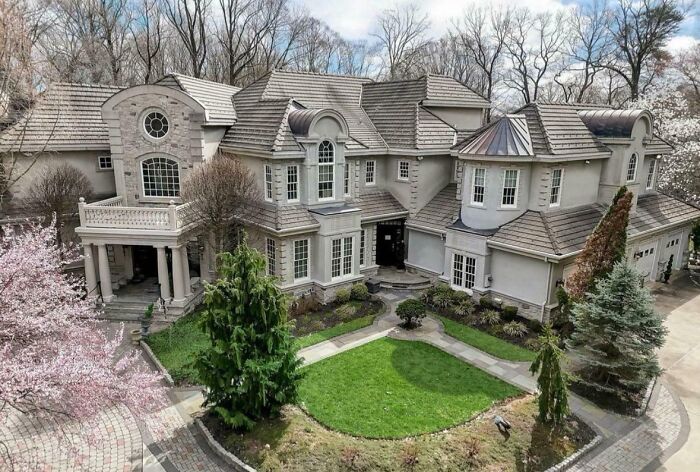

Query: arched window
left=142, top=157, right=180, bottom=197
left=144, top=111, right=169, bottom=139
left=626, top=153, right=638, bottom=182
left=318, top=140, right=335, bottom=199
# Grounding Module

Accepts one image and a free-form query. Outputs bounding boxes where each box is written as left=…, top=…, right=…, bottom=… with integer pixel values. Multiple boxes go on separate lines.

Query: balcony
left=78, top=195, right=195, bottom=231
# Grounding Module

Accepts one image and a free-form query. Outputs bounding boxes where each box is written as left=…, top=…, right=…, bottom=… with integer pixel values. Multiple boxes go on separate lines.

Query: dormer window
left=646, top=158, right=657, bottom=189
left=318, top=140, right=335, bottom=200
left=626, top=153, right=638, bottom=182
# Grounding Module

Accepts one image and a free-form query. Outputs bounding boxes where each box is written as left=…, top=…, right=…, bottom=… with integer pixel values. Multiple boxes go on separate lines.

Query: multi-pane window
left=98, top=156, right=113, bottom=170
left=264, top=164, right=273, bottom=201
left=142, top=157, right=180, bottom=197
left=360, top=230, right=366, bottom=266
left=365, top=160, right=375, bottom=185
left=452, top=253, right=476, bottom=289
left=627, top=153, right=638, bottom=182
left=501, top=169, right=519, bottom=207
left=646, top=158, right=657, bottom=189
left=398, top=160, right=410, bottom=181
left=144, top=111, right=169, bottom=138
left=293, top=239, right=309, bottom=279
left=331, top=237, right=353, bottom=278
left=318, top=140, right=334, bottom=199
left=344, top=163, right=351, bottom=195
left=550, top=168, right=563, bottom=206
left=266, top=238, right=276, bottom=276
left=287, top=165, right=298, bottom=201
left=471, top=168, right=485, bottom=205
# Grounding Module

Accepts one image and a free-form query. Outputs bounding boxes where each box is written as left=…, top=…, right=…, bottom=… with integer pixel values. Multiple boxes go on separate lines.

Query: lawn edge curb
left=140, top=340, right=175, bottom=386
left=194, top=418, right=257, bottom=472
left=544, top=434, right=603, bottom=472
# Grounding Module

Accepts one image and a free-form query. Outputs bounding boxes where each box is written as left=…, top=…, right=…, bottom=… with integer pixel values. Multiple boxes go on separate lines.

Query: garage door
left=664, top=233, right=682, bottom=270
left=635, top=241, right=658, bottom=282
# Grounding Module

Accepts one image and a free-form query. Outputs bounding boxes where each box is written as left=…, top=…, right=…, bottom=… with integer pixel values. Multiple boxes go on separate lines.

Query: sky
left=298, top=0, right=699, bottom=53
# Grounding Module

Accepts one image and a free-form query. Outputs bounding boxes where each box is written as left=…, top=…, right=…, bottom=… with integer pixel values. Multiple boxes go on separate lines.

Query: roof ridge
left=272, top=98, right=298, bottom=151
left=270, top=68, right=373, bottom=82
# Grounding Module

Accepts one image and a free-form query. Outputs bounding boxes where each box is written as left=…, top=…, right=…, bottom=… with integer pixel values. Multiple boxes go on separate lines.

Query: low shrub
left=307, top=319, right=326, bottom=332
left=339, top=445, right=368, bottom=471
left=454, top=300, right=475, bottom=318
left=527, top=319, right=543, bottom=334
left=289, top=295, right=321, bottom=318
left=432, top=291, right=453, bottom=309
left=479, top=296, right=495, bottom=309
left=478, top=309, right=501, bottom=326
left=396, top=299, right=427, bottom=329
left=502, top=321, right=528, bottom=338
left=524, top=337, right=542, bottom=351
left=460, top=437, right=481, bottom=468
left=399, top=442, right=420, bottom=468
left=420, top=286, right=438, bottom=304
left=335, top=304, right=357, bottom=321
left=350, top=282, right=369, bottom=301
left=502, top=305, right=519, bottom=319
left=335, top=288, right=352, bottom=304
left=451, top=290, right=470, bottom=303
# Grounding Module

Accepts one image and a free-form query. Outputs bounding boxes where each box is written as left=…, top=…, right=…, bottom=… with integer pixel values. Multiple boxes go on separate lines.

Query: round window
left=144, top=111, right=169, bottom=139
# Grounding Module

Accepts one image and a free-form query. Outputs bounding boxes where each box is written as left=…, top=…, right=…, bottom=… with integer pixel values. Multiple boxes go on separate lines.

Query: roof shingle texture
left=351, top=190, right=408, bottom=221
left=408, top=184, right=460, bottom=232
left=0, top=83, right=123, bottom=152
left=157, top=74, right=240, bottom=125
left=251, top=203, right=319, bottom=232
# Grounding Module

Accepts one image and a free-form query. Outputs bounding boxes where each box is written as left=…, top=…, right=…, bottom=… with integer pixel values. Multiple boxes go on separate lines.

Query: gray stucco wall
left=406, top=229, right=445, bottom=274
left=426, top=107, right=484, bottom=131
left=489, top=250, right=549, bottom=307
left=527, top=160, right=602, bottom=212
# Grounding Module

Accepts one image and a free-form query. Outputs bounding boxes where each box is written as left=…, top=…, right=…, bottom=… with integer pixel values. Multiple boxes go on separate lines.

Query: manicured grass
left=298, top=338, right=521, bottom=438
left=294, top=315, right=375, bottom=349
left=145, top=313, right=208, bottom=384
left=436, top=314, right=536, bottom=362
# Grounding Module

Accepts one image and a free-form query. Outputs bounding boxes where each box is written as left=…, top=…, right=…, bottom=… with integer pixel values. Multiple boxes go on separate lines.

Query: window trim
left=501, top=168, right=519, bottom=208
left=626, top=153, right=638, bottom=183
left=293, top=238, right=310, bottom=281
left=344, top=162, right=351, bottom=196
left=471, top=167, right=486, bottom=206
left=140, top=156, right=181, bottom=199
left=97, top=155, right=113, bottom=171
left=398, top=160, right=410, bottom=181
left=264, top=164, right=273, bottom=202
left=451, top=253, right=477, bottom=292
left=646, top=158, right=657, bottom=190
left=331, top=236, right=353, bottom=279
left=365, top=160, right=376, bottom=186
left=549, top=168, right=563, bottom=207
left=359, top=229, right=366, bottom=267
left=142, top=110, right=169, bottom=140
left=266, top=238, right=276, bottom=276
left=317, top=140, right=335, bottom=201
left=286, top=164, right=299, bottom=202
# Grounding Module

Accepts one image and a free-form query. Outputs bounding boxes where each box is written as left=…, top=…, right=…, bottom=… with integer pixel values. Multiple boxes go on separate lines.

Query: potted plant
left=130, top=329, right=142, bottom=345
left=141, top=303, right=154, bottom=336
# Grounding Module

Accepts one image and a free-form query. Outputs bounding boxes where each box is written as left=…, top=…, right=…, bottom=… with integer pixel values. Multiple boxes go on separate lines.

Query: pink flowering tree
left=0, top=222, right=165, bottom=466
left=629, top=82, right=700, bottom=205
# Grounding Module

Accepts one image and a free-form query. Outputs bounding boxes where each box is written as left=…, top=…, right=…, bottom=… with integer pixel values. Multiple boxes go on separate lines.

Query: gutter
left=542, top=257, right=554, bottom=320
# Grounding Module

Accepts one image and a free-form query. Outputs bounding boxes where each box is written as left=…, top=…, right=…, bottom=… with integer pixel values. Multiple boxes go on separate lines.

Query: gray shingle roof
left=645, top=136, right=674, bottom=154
left=157, top=74, right=240, bottom=125
left=423, top=75, right=490, bottom=108
left=251, top=203, right=319, bottom=232
left=0, top=83, right=123, bottom=152
left=407, top=184, right=459, bottom=232
left=351, top=190, right=408, bottom=221
left=490, top=193, right=700, bottom=257
left=456, top=114, right=533, bottom=156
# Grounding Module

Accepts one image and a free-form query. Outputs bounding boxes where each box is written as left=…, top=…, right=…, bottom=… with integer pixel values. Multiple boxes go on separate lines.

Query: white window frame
left=318, top=140, right=335, bottom=201
left=360, top=229, right=366, bottom=267
left=471, top=167, right=485, bottom=206
left=501, top=169, right=519, bottom=208
left=264, top=164, right=273, bottom=202
left=365, top=160, right=376, bottom=185
left=141, top=156, right=181, bottom=198
left=398, top=160, right=410, bottom=181
left=646, top=158, right=657, bottom=190
left=549, top=168, right=563, bottom=207
left=331, top=236, right=353, bottom=279
left=293, top=239, right=309, bottom=280
left=98, top=155, right=113, bottom=170
left=286, top=164, right=299, bottom=202
left=344, top=162, right=351, bottom=196
left=452, top=253, right=477, bottom=291
left=266, top=238, right=276, bottom=276
left=626, top=153, right=638, bottom=182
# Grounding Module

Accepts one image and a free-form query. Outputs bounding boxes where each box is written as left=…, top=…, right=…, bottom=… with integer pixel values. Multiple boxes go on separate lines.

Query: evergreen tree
left=195, top=238, right=303, bottom=431
left=568, top=262, right=667, bottom=403
left=530, top=325, right=569, bottom=424
left=568, top=187, right=633, bottom=300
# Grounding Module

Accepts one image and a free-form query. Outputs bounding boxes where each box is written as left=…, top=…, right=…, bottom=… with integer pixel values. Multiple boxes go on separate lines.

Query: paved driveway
left=653, top=271, right=700, bottom=471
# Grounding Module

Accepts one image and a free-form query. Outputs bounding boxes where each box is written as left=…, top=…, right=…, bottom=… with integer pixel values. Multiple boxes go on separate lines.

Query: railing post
left=168, top=200, right=178, bottom=230
left=78, top=197, right=86, bottom=226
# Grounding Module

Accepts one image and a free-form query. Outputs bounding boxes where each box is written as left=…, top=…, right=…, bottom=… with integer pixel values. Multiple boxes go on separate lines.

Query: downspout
left=542, top=256, right=553, bottom=321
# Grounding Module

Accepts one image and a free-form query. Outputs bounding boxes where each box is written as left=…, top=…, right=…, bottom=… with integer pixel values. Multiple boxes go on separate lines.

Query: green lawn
left=294, top=314, right=375, bottom=349
left=436, top=314, right=536, bottom=362
left=298, top=338, right=521, bottom=438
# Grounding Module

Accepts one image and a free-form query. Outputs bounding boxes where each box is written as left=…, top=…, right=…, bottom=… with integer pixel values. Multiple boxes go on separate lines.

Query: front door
left=376, top=220, right=405, bottom=268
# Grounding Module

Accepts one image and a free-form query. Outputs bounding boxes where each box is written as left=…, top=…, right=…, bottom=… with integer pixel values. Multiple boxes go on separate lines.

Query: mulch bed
left=290, top=299, right=384, bottom=337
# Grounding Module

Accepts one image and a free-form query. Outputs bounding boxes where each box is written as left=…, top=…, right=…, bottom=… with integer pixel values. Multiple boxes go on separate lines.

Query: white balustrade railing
left=78, top=196, right=195, bottom=231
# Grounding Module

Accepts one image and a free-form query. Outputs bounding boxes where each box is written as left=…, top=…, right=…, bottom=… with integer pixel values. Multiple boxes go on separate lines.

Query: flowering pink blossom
left=0, top=222, right=165, bottom=432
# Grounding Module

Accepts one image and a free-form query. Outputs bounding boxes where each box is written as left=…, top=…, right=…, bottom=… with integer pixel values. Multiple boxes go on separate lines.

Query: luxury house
left=1, top=71, right=698, bottom=320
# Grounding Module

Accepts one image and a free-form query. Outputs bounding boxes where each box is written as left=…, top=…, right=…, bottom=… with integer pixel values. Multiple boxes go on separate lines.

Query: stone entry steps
left=373, top=268, right=432, bottom=291
left=100, top=300, right=152, bottom=322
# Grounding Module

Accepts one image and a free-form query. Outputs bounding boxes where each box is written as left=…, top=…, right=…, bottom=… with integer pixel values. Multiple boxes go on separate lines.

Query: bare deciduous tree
left=163, top=0, right=211, bottom=78
left=373, top=3, right=430, bottom=80
left=131, top=0, right=163, bottom=84
left=181, top=153, right=260, bottom=258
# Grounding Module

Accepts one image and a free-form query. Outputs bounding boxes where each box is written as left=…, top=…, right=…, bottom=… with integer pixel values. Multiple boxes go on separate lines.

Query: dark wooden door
left=376, top=220, right=405, bottom=268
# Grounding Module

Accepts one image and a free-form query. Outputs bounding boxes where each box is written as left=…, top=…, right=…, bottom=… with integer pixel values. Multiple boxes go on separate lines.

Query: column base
left=103, top=294, right=116, bottom=303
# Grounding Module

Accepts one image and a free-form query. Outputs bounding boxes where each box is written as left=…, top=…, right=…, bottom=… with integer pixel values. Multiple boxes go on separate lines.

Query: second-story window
left=501, top=169, right=519, bottom=208
left=365, top=160, right=376, bottom=185
left=398, top=160, right=410, bottom=181
left=550, top=168, right=563, bottom=207
left=626, top=153, right=638, bottom=182
left=344, top=163, right=351, bottom=195
left=142, top=157, right=180, bottom=197
left=264, top=164, right=273, bottom=201
left=287, top=165, right=298, bottom=202
left=646, top=158, right=657, bottom=189
left=471, top=168, right=485, bottom=205
left=318, top=140, right=334, bottom=200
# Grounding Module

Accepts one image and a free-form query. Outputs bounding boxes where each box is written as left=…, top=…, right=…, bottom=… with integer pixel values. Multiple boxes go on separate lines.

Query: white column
left=113, top=244, right=125, bottom=286
left=124, top=246, right=134, bottom=280
left=97, top=244, right=114, bottom=302
left=170, top=245, right=185, bottom=302
left=200, top=241, right=211, bottom=283
left=156, top=247, right=171, bottom=300
left=83, top=243, right=98, bottom=297
left=181, top=245, right=192, bottom=296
